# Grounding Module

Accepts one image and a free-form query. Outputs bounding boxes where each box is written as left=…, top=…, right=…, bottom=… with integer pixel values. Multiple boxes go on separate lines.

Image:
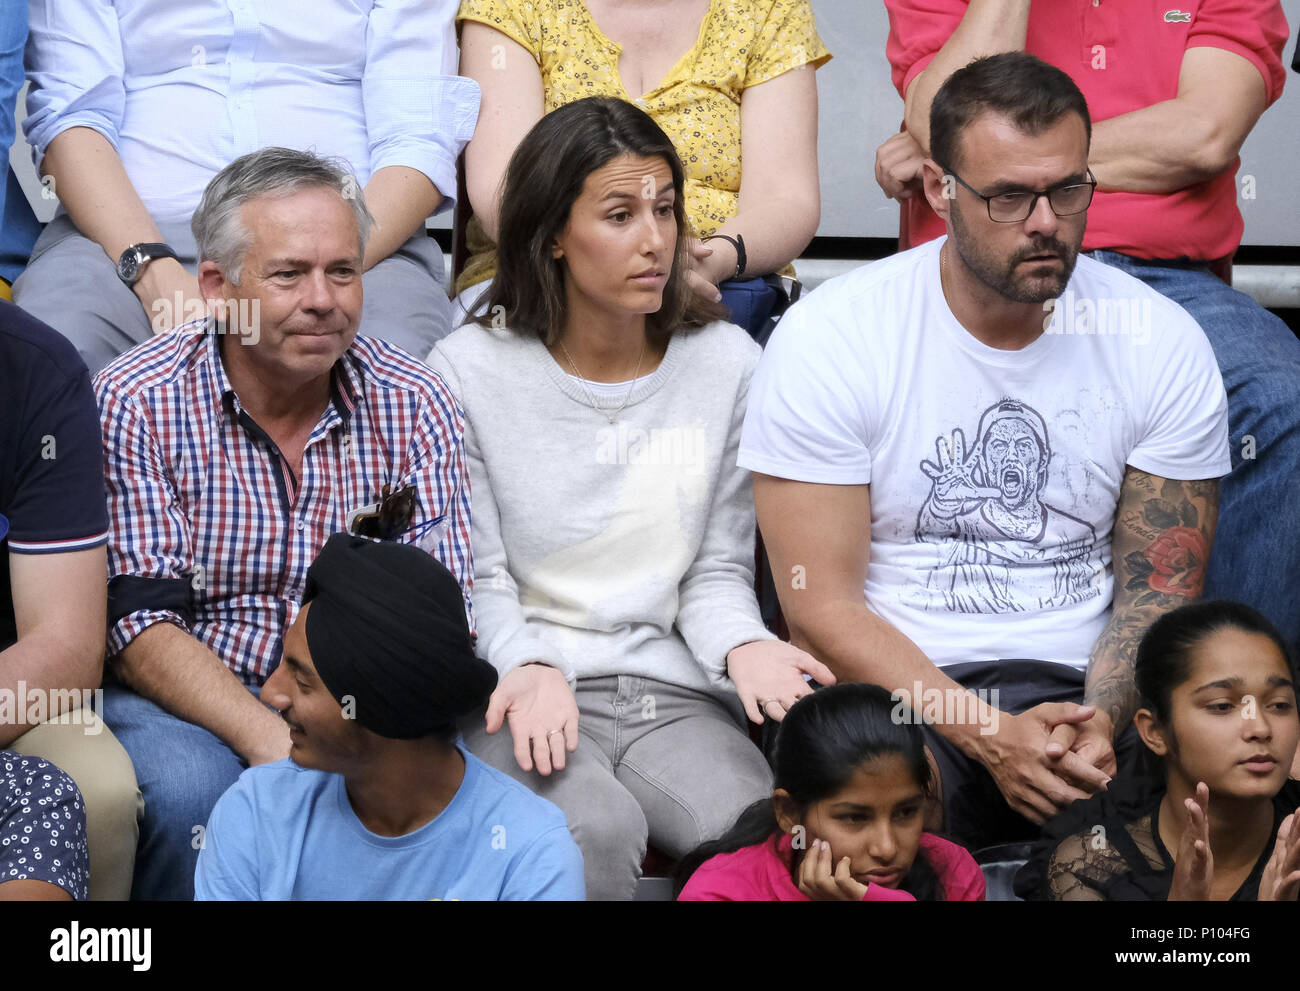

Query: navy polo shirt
left=0, top=300, right=107, bottom=651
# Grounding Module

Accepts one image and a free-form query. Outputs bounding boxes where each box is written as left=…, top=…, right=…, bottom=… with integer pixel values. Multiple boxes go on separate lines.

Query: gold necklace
left=557, top=337, right=646, bottom=425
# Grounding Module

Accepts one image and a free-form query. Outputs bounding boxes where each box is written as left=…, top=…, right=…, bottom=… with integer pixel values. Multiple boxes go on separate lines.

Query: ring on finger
left=546, top=729, right=563, bottom=738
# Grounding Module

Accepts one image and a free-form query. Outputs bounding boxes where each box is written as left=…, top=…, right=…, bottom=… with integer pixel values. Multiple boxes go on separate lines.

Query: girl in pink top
left=677, top=683, right=985, bottom=901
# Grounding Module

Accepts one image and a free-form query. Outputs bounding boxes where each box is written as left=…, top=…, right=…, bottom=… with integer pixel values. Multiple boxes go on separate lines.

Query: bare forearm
left=706, top=193, right=819, bottom=281
left=466, top=141, right=505, bottom=244
left=902, top=0, right=1031, bottom=154
left=113, top=623, right=288, bottom=763
left=41, top=127, right=164, bottom=263
left=787, top=598, right=995, bottom=758
left=361, top=165, right=443, bottom=272
left=1091, top=47, right=1268, bottom=195
left=0, top=636, right=103, bottom=747
left=1090, top=106, right=1230, bottom=193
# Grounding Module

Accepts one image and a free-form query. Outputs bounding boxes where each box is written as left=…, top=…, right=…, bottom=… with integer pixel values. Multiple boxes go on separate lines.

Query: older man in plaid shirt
left=94, top=148, right=473, bottom=900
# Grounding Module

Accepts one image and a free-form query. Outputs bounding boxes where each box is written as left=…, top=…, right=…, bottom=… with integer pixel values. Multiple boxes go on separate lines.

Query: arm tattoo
left=1085, top=468, right=1219, bottom=734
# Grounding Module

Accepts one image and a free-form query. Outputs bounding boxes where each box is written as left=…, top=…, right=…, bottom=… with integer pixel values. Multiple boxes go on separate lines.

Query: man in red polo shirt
left=875, top=1, right=1298, bottom=658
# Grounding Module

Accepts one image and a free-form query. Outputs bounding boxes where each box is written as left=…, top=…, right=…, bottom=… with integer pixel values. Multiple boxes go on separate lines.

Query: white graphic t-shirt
left=739, top=237, right=1230, bottom=669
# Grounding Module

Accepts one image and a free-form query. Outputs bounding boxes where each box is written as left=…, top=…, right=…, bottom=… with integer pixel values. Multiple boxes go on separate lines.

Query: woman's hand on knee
left=725, top=640, right=836, bottom=725
left=484, top=662, right=579, bottom=776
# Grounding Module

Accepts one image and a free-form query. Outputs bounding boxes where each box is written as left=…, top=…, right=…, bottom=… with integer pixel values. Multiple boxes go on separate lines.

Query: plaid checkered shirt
left=95, top=324, right=473, bottom=686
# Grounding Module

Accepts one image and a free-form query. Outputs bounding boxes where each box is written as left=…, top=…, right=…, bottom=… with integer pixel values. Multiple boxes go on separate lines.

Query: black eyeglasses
left=945, top=169, right=1096, bottom=223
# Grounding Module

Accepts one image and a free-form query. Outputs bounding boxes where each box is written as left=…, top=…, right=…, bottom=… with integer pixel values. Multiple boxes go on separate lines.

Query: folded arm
left=895, top=0, right=1030, bottom=157
left=891, top=4, right=1270, bottom=193
left=1088, top=47, right=1268, bottom=193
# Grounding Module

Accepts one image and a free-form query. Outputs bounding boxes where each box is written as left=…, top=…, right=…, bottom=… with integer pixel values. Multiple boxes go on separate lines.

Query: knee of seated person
left=685, top=780, right=773, bottom=852
left=565, top=782, right=648, bottom=865
left=142, top=751, right=243, bottom=826
left=72, top=755, right=141, bottom=832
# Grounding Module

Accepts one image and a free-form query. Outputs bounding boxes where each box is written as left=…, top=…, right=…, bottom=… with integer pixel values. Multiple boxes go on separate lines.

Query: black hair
left=675, top=683, right=945, bottom=900
left=930, top=52, right=1092, bottom=173
left=1135, top=600, right=1295, bottom=776
left=470, top=96, right=727, bottom=347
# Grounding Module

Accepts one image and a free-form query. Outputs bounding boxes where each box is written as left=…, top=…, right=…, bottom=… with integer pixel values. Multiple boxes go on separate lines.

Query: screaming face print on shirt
left=915, top=399, right=1102, bottom=614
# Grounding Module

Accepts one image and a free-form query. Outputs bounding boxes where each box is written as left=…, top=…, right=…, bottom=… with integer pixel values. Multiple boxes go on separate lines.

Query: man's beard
left=948, top=204, right=1080, bottom=304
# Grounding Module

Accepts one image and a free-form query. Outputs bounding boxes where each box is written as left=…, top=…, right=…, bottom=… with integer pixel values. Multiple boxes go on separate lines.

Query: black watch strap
left=117, top=242, right=180, bottom=286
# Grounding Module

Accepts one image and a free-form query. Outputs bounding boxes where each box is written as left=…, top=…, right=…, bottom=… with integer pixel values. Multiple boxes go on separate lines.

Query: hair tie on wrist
left=702, top=233, right=746, bottom=279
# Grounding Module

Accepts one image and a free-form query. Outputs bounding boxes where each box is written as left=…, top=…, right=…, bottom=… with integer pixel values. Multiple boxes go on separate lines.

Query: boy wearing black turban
left=194, top=534, right=585, bottom=899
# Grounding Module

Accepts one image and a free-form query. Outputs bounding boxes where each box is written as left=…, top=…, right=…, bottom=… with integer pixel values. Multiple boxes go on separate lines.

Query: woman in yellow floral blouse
left=455, top=0, right=830, bottom=333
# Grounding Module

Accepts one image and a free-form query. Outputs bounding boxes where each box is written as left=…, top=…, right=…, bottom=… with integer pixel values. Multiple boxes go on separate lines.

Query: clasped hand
left=980, top=701, right=1114, bottom=825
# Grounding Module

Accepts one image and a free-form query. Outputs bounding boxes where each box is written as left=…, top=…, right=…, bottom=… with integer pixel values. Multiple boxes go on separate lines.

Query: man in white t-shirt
left=740, top=53, right=1230, bottom=850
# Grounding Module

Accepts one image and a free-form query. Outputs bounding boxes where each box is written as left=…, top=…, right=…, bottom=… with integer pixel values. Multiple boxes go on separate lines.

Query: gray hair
left=191, top=147, right=376, bottom=284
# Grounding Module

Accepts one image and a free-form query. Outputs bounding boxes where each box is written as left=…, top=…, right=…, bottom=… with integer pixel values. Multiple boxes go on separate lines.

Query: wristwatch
left=116, top=242, right=180, bottom=287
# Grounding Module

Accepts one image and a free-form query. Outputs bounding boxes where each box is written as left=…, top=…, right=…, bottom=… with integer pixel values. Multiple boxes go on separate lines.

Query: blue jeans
left=1090, top=251, right=1300, bottom=655
left=100, top=681, right=249, bottom=900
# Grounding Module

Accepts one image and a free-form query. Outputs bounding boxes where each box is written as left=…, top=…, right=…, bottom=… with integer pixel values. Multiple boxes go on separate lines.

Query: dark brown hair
left=469, top=96, right=728, bottom=347
left=930, top=52, right=1092, bottom=173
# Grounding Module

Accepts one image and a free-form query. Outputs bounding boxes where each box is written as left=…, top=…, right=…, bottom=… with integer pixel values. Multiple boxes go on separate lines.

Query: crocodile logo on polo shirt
left=1163, top=9, right=1192, bottom=21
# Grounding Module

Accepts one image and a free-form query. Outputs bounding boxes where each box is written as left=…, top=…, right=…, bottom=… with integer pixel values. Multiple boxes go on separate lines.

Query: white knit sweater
left=429, top=319, right=776, bottom=701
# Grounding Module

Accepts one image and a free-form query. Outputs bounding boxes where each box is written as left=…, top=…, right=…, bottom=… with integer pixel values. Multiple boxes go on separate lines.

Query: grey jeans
left=460, top=674, right=773, bottom=901
left=13, top=214, right=454, bottom=376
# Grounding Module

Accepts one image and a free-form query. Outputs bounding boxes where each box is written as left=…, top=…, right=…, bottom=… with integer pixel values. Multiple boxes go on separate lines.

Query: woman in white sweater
left=429, top=97, right=833, bottom=900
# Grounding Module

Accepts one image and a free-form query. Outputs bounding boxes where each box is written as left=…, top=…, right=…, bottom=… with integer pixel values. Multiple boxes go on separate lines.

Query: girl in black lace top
left=1017, top=601, right=1300, bottom=901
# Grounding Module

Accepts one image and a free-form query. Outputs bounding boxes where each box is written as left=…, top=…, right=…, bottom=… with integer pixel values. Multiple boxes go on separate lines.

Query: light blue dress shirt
left=23, top=0, right=479, bottom=227
left=1, top=0, right=39, bottom=284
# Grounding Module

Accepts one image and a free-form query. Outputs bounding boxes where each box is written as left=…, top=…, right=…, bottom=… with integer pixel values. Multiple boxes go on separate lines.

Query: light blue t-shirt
left=194, top=746, right=585, bottom=900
